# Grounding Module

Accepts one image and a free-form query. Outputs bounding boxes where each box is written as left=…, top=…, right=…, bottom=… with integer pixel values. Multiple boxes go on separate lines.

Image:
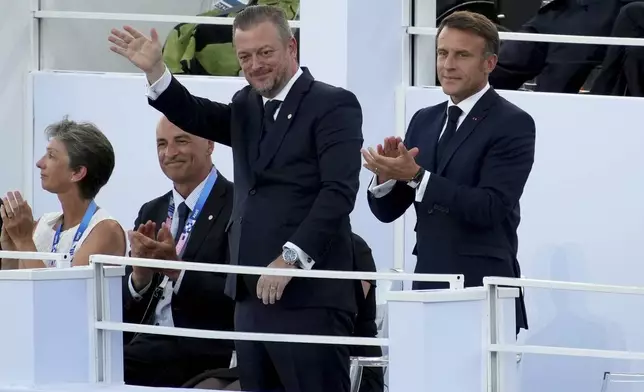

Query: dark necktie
left=436, top=105, right=463, bottom=164
left=264, top=99, right=282, bottom=124
left=176, top=202, right=190, bottom=240
left=259, top=99, right=282, bottom=152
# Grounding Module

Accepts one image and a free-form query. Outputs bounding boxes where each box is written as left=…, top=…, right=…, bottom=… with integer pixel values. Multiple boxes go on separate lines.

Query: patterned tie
left=436, top=105, right=463, bottom=165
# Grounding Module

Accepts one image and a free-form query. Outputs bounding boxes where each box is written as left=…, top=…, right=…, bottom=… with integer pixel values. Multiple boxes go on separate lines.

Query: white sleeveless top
left=33, top=208, right=121, bottom=267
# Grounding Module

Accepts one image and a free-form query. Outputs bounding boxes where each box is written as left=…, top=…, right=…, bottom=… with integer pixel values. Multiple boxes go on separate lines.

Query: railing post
left=91, top=258, right=106, bottom=382
left=486, top=283, right=500, bottom=392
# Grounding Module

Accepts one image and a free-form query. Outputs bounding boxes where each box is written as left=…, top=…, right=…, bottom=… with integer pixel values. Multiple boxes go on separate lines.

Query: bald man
left=122, top=116, right=235, bottom=388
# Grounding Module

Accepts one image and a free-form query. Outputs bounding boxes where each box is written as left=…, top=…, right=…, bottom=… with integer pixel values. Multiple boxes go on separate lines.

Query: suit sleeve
left=147, top=73, right=234, bottom=147
left=489, top=24, right=547, bottom=91
left=287, top=90, right=363, bottom=265
left=420, top=112, right=536, bottom=228
left=122, top=205, right=154, bottom=324
left=366, top=110, right=423, bottom=223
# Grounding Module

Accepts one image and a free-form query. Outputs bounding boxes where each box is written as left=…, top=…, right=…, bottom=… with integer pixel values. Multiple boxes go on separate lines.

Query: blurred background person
left=122, top=116, right=235, bottom=388
left=0, top=117, right=125, bottom=269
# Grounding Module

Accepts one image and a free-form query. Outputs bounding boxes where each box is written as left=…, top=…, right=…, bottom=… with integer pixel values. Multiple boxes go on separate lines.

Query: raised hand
left=108, top=26, right=165, bottom=83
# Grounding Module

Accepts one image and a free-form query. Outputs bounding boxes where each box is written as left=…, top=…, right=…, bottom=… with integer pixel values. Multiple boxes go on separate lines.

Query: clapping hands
left=0, top=191, right=36, bottom=248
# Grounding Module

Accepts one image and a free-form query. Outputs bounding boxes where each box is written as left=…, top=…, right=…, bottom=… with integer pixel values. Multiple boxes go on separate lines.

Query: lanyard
left=49, top=200, right=98, bottom=266
left=166, top=168, right=217, bottom=259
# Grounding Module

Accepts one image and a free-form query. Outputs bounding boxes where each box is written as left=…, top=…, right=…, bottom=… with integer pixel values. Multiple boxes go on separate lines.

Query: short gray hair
left=232, top=5, right=293, bottom=43
left=45, top=117, right=115, bottom=200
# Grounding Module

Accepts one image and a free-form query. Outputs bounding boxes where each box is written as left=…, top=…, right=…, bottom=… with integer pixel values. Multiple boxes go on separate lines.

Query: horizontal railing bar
left=96, top=321, right=387, bottom=346
left=34, top=10, right=301, bottom=28
left=0, top=250, right=67, bottom=260
left=407, top=26, right=644, bottom=47
left=91, top=254, right=464, bottom=288
left=490, top=344, right=644, bottom=361
left=484, top=276, right=644, bottom=296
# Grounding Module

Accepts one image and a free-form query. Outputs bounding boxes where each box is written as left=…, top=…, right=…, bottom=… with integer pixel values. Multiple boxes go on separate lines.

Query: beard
left=250, top=68, right=289, bottom=98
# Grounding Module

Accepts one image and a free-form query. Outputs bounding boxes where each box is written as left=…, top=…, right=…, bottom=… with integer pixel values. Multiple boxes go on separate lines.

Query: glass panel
left=602, top=373, right=644, bottom=392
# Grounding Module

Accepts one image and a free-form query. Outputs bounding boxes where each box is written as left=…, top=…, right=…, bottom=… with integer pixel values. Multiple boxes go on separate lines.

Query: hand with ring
left=0, top=191, right=36, bottom=248
left=256, top=256, right=296, bottom=305
left=362, top=136, right=421, bottom=184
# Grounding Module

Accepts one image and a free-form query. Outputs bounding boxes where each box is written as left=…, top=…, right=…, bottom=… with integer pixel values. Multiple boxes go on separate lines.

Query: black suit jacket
left=123, top=173, right=235, bottom=359
left=368, top=88, right=535, bottom=330
left=149, top=68, right=363, bottom=314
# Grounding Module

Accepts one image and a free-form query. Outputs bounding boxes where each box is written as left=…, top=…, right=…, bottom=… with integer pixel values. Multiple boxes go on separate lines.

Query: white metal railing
left=33, top=10, right=301, bottom=28
left=483, top=276, right=644, bottom=392
left=89, top=254, right=464, bottom=382
left=407, top=27, right=644, bottom=48
left=0, top=250, right=68, bottom=268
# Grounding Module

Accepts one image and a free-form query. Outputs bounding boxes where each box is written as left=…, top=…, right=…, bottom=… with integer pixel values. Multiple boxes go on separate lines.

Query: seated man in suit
left=123, top=116, right=235, bottom=387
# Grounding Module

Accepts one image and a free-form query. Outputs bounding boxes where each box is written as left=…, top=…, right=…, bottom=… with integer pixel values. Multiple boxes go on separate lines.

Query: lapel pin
left=208, top=215, right=213, bottom=221
left=472, top=116, right=479, bottom=121
left=287, top=114, right=292, bottom=120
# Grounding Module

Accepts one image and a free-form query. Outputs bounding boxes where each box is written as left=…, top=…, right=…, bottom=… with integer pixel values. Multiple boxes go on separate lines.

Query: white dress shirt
left=146, top=67, right=314, bottom=270
left=128, top=172, right=212, bottom=327
left=369, top=84, right=491, bottom=202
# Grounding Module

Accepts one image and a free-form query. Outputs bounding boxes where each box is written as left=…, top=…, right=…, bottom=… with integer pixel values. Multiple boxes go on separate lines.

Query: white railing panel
left=91, top=254, right=465, bottom=289
left=34, top=10, right=301, bottom=28
left=484, top=276, right=644, bottom=392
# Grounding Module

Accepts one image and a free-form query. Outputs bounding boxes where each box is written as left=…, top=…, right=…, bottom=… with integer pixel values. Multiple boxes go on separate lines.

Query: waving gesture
left=108, top=26, right=165, bottom=83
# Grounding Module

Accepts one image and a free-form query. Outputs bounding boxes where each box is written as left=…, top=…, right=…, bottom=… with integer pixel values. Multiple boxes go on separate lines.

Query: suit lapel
left=181, top=174, right=228, bottom=260
left=247, top=91, right=265, bottom=168
left=254, top=68, right=314, bottom=172
left=436, top=89, right=499, bottom=174
left=154, top=192, right=172, bottom=228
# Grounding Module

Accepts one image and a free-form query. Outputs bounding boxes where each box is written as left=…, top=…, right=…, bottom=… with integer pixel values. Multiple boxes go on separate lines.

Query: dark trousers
left=592, top=2, right=644, bottom=97
left=234, top=299, right=353, bottom=392
left=124, top=334, right=231, bottom=387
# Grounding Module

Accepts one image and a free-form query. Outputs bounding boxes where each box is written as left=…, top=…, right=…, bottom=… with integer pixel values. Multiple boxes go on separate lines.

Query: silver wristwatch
left=282, top=247, right=299, bottom=266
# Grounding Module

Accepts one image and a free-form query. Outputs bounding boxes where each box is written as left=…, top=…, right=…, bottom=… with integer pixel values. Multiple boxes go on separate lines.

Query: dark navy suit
left=368, top=88, right=535, bottom=331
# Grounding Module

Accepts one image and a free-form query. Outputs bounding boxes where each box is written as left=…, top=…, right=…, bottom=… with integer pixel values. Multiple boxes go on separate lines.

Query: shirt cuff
left=368, top=174, right=396, bottom=198
left=284, top=242, right=315, bottom=270
left=128, top=273, right=153, bottom=301
left=146, top=66, right=172, bottom=100
left=172, top=270, right=186, bottom=295
left=414, top=171, right=432, bottom=202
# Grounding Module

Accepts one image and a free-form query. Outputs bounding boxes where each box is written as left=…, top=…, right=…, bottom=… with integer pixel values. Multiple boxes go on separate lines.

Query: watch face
left=283, top=248, right=298, bottom=263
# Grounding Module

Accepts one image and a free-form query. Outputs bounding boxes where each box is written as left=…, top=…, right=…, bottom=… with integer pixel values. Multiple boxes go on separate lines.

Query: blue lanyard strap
left=167, top=168, right=217, bottom=258
left=51, top=199, right=98, bottom=260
